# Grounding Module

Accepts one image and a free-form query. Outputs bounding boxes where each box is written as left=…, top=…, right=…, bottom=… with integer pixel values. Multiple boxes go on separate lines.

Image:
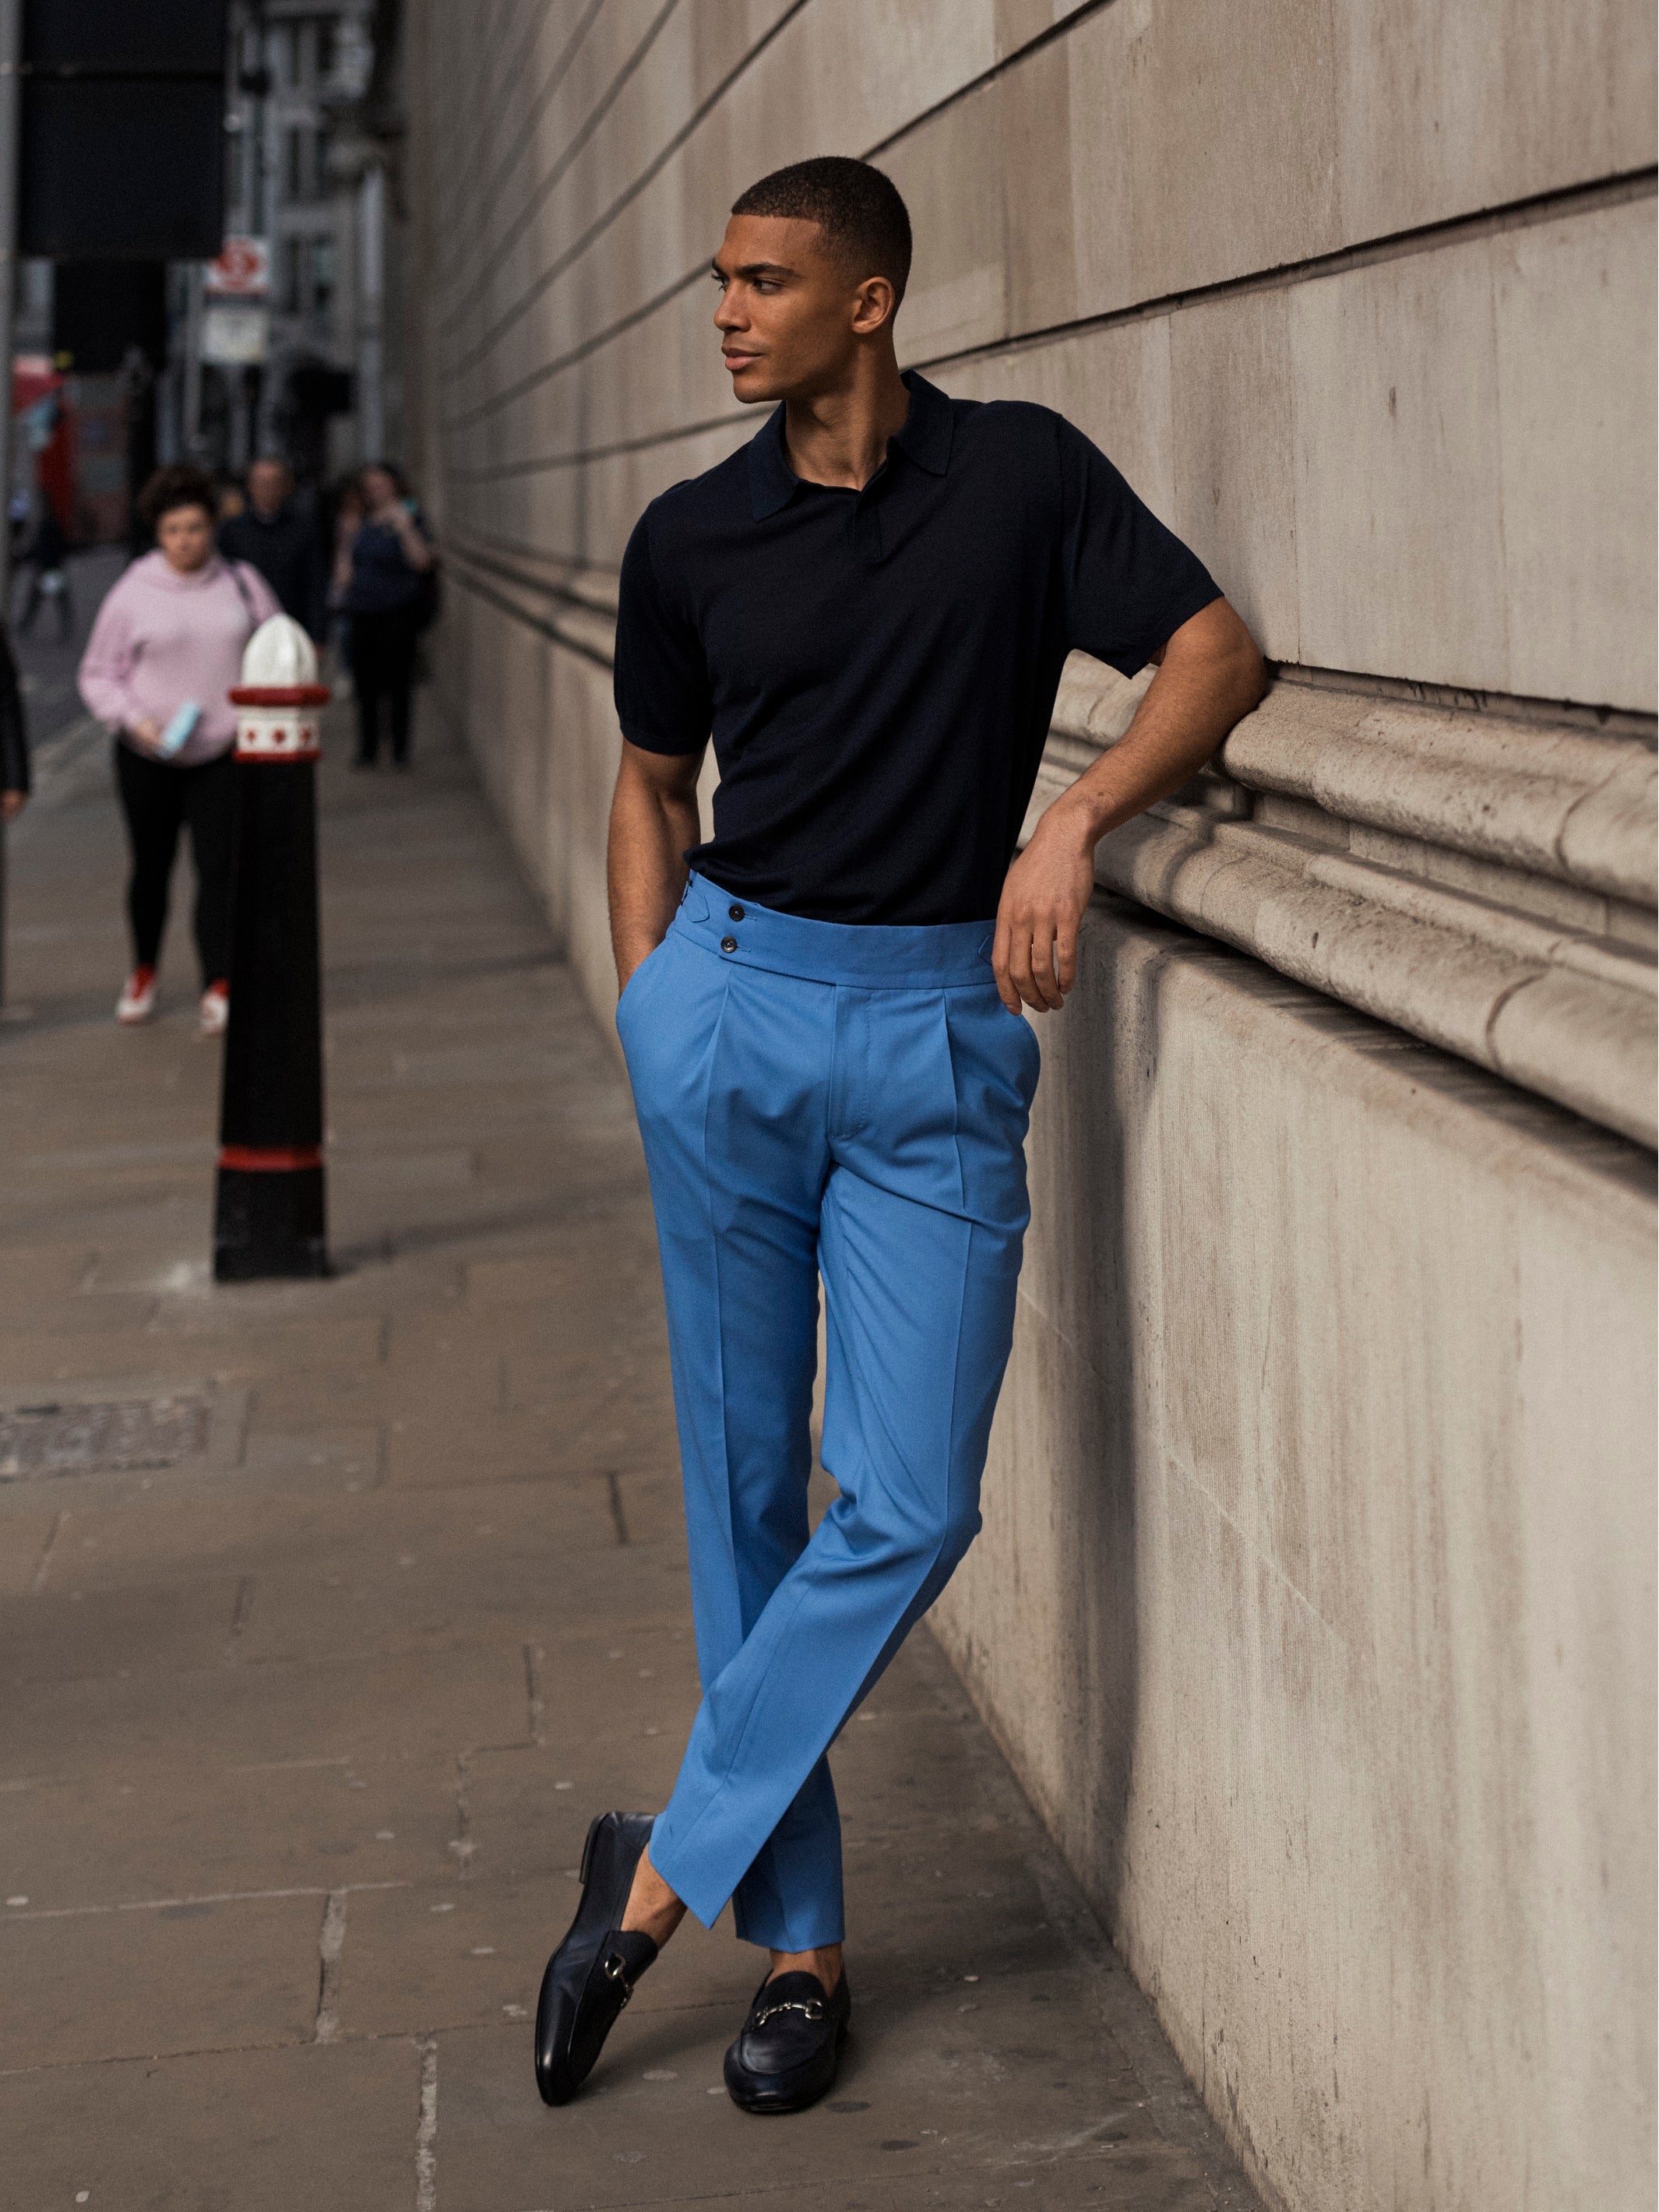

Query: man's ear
left=851, top=275, right=898, bottom=336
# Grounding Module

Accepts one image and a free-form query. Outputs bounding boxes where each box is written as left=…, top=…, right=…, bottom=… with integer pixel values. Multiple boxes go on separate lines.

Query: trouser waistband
left=671, top=873, right=995, bottom=988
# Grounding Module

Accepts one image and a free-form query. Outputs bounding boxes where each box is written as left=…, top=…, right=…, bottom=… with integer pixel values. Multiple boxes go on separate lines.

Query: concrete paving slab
left=2, top=1754, right=460, bottom=1907
left=0, top=1576, right=244, bottom=1683
left=0, top=1890, right=326, bottom=2066
left=453, top=1740, right=690, bottom=1879
left=385, top=1398, right=680, bottom=1488
left=0, top=1242, right=97, bottom=1298
left=1, top=1312, right=384, bottom=1384
left=2, top=1643, right=531, bottom=1781
left=0, top=2034, right=422, bottom=2212
left=18, top=1477, right=629, bottom=1594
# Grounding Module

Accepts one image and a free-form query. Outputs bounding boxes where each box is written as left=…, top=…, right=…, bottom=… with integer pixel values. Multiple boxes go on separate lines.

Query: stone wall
left=400, top=5, right=1657, bottom=2203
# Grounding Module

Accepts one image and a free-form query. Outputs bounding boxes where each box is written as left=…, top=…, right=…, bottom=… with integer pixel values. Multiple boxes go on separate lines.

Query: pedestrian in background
left=326, top=473, right=364, bottom=679
left=336, top=462, right=435, bottom=769
left=0, top=618, right=27, bottom=822
left=15, top=498, right=72, bottom=642
left=77, top=463, right=277, bottom=1033
left=219, top=456, right=326, bottom=639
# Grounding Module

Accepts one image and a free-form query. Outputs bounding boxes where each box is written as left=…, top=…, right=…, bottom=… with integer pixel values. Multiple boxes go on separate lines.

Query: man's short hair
left=731, top=157, right=912, bottom=305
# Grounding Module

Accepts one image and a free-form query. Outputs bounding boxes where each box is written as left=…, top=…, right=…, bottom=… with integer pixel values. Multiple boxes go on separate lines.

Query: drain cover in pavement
left=0, top=1396, right=213, bottom=1479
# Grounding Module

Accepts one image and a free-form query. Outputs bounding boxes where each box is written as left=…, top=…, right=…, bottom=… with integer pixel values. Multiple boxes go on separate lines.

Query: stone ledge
left=440, top=537, right=1658, bottom=1147
left=1037, top=656, right=1657, bottom=1145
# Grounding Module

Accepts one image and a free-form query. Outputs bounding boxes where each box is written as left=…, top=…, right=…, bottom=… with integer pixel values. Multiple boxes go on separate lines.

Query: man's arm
left=607, top=738, right=705, bottom=992
left=993, top=596, right=1267, bottom=1014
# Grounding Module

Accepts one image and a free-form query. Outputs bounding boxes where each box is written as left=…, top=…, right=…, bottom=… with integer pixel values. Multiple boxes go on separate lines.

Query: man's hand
left=992, top=808, right=1097, bottom=1013
left=608, top=740, right=705, bottom=993
left=992, top=597, right=1266, bottom=1015
left=130, top=717, right=164, bottom=755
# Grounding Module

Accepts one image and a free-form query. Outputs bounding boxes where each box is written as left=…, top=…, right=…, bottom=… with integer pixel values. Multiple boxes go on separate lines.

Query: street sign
left=202, top=304, right=270, bottom=365
left=206, top=238, right=271, bottom=299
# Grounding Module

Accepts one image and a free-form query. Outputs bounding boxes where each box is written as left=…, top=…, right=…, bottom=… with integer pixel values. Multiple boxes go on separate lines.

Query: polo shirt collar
left=746, top=372, right=955, bottom=521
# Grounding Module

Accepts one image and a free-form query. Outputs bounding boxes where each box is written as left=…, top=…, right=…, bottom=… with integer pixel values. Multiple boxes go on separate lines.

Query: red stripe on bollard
left=219, top=1143, right=324, bottom=1172
left=228, top=685, right=333, bottom=706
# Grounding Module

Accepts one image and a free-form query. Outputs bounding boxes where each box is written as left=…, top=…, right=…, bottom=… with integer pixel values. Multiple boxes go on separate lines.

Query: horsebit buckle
left=601, top=1952, right=636, bottom=2007
left=752, top=1997, right=825, bottom=2030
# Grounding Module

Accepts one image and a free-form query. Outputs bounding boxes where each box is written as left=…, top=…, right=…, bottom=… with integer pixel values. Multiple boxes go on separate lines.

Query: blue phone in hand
left=157, top=700, right=201, bottom=758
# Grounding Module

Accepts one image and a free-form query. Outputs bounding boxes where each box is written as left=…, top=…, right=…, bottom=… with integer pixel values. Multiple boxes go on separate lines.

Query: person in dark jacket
left=336, top=463, right=434, bottom=769
left=16, top=502, right=72, bottom=641
left=0, top=618, right=27, bottom=821
left=217, top=457, right=325, bottom=638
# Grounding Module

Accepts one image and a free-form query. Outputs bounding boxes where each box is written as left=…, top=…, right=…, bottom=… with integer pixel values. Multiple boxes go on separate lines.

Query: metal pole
left=183, top=264, right=205, bottom=460
left=0, top=0, right=21, bottom=1013
left=0, top=0, right=23, bottom=615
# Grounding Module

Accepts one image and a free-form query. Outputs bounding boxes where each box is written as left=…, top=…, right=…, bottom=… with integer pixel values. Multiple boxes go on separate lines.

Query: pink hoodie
left=78, top=551, right=280, bottom=765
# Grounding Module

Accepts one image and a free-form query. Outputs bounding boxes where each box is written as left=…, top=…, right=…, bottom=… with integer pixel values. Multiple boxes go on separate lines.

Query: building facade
left=164, top=0, right=400, bottom=484
left=399, top=8, right=1657, bottom=2207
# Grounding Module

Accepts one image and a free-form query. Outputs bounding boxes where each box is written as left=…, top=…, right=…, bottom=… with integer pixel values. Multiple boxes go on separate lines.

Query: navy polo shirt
left=614, top=372, right=1220, bottom=925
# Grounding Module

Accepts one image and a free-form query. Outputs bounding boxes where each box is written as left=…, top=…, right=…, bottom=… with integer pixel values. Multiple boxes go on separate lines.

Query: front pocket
left=615, top=937, right=667, bottom=1023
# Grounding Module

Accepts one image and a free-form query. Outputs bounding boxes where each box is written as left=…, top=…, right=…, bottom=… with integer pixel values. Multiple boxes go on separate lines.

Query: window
left=282, top=125, right=333, bottom=204
left=310, top=237, right=336, bottom=323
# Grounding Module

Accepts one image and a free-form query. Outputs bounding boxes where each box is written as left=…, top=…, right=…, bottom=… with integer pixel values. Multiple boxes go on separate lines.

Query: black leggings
left=350, top=608, right=421, bottom=764
left=114, top=741, right=238, bottom=985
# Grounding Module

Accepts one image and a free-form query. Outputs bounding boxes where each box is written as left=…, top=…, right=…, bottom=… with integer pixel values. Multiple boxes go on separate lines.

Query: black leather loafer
left=534, top=1811, right=658, bottom=2106
left=723, top=1967, right=851, bottom=2114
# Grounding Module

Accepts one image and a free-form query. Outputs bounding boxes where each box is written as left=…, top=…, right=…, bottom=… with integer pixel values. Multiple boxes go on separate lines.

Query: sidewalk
left=0, top=703, right=1261, bottom=2210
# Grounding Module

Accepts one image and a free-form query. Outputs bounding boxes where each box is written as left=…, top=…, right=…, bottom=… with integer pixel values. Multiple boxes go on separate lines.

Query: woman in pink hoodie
left=79, top=465, right=278, bottom=1031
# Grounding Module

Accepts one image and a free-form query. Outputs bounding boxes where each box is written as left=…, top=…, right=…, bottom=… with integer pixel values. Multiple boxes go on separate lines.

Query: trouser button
left=720, top=935, right=738, bottom=953
left=727, top=904, right=745, bottom=921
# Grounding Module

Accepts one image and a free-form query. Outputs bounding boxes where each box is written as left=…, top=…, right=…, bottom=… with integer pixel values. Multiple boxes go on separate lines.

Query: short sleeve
left=1055, top=418, right=1220, bottom=677
left=613, top=509, right=711, bottom=756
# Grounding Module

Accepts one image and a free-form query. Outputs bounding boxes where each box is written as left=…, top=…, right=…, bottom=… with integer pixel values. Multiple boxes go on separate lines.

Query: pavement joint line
left=28, top=1510, right=64, bottom=1591
left=607, top=1467, right=630, bottom=1545
left=4, top=1880, right=409, bottom=1923
left=523, top=1640, right=546, bottom=1746
left=313, top=1890, right=348, bottom=2045
left=227, top=1573, right=255, bottom=1650
left=227, top=1755, right=351, bottom=1773
left=414, top=2034, right=439, bottom=2212
left=450, top=1752, right=477, bottom=1879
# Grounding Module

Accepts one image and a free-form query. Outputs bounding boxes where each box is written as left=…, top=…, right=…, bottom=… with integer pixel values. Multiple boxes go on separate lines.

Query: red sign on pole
left=205, top=237, right=270, bottom=298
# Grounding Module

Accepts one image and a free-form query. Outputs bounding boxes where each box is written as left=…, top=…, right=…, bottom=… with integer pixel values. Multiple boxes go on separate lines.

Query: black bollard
left=213, top=623, right=332, bottom=1280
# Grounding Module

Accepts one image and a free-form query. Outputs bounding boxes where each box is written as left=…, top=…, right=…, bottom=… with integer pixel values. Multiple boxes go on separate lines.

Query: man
left=536, top=157, right=1265, bottom=2117
left=217, top=457, right=323, bottom=637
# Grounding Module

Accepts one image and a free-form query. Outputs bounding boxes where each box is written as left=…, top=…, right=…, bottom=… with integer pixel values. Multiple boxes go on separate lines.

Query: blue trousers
left=615, top=875, right=1039, bottom=1951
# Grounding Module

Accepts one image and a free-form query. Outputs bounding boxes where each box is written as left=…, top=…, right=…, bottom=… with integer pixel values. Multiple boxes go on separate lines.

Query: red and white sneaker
left=199, top=980, right=230, bottom=1037
left=116, top=965, right=157, bottom=1024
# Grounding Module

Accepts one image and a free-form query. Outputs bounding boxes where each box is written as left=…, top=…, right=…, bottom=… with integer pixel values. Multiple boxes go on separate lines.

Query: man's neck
left=783, top=353, right=911, bottom=493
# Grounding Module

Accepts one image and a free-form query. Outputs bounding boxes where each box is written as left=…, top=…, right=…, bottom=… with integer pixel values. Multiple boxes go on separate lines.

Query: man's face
left=712, top=214, right=891, bottom=405
left=248, top=460, right=289, bottom=516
